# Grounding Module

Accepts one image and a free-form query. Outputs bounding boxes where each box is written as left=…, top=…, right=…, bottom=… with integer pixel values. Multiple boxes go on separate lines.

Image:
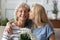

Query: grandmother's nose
left=21, top=11, right=25, bottom=16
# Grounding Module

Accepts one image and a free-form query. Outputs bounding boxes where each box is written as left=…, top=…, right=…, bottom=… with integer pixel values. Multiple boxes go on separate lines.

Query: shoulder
left=44, top=23, right=55, bottom=38
left=43, top=23, right=54, bottom=33
left=43, top=23, right=52, bottom=28
left=6, top=22, right=16, bottom=29
left=42, top=23, right=54, bottom=31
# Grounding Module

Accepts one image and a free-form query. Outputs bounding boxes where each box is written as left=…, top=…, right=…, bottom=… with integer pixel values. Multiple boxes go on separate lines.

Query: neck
left=33, top=20, right=43, bottom=28
left=15, top=21, right=25, bottom=28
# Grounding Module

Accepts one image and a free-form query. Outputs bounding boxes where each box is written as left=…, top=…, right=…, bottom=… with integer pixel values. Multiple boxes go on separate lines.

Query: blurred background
left=0, top=0, right=60, bottom=40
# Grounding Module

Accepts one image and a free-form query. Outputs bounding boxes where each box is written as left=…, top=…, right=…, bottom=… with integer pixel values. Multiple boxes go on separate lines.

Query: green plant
left=52, top=0, right=58, bottom=19
left=10, top=18, right=14, bottom=21
left=19, top=33, right=31, bottom=40
left=1, top=18, right=9, bottom=26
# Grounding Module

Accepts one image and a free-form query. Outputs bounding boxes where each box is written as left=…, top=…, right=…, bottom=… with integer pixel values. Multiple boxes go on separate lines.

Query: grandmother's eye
left=19, top=10, right=22, bottom=13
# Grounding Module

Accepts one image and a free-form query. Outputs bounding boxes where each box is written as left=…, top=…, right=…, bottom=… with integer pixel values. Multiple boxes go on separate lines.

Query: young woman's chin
left=29, top=16, right=34, bottom=20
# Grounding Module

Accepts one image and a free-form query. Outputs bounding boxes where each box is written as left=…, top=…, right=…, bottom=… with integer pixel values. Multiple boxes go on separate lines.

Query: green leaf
left=19, top=33, right=31, bottom=40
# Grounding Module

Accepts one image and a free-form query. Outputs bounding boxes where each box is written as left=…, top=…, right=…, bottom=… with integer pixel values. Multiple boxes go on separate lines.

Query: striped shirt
left=2, top=23, right=24, bottom=40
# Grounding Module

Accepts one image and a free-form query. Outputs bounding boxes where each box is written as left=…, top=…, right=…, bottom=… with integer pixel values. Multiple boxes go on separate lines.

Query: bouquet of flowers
left=19, top=28, right=36, bottom=40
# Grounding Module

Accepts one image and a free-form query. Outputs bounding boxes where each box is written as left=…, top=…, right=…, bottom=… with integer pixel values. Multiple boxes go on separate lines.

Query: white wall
left=0, top=0, right=1, bottom=13
left=1, top=0, right=60, bottom=20
left=1, top=0, right=27, bottom=20
left=57, top=0, right=60, bottom=19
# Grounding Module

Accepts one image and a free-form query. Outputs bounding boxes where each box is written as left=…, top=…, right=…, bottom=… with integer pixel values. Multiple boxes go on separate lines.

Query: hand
left=4, top=21, right=14, bottom=34
left=49, top=34, right=55, bottom=40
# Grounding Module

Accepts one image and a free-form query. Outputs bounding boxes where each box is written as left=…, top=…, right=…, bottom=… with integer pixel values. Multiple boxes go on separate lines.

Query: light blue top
left=32, top=23, right=54, bottom=40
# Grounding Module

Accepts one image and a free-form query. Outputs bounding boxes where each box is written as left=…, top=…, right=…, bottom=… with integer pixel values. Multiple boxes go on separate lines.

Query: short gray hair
left=14, top=3, right=30, bottom=21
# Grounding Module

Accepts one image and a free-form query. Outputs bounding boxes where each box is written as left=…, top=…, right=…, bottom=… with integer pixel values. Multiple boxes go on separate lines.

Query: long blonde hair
left=31, top=4, right=53, bottom=29
left=32, top=4, right=49, bottom=23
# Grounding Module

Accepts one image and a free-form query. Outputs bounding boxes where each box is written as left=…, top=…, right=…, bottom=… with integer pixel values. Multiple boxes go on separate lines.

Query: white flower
left=19, top=28, right=36, bottom=40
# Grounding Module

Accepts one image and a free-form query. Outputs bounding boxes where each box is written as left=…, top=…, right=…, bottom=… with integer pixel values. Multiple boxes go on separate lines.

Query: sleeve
left=2, top=23, right=11, bottom=40
left=46, top=23, right=55, bottom=38
left=2, top=31, right=11, bottom=40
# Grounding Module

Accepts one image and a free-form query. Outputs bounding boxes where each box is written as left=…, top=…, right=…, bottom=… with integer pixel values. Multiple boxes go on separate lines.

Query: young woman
left=29, top=4, right=55, bottom=40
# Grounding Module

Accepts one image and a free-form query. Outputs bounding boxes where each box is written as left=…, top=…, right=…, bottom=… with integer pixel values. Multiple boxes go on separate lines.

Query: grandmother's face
left=16, top=7, right=29, bottom=21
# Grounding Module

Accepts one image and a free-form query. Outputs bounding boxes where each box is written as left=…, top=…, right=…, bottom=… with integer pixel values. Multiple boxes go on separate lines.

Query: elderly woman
left=2, top=3, right=30, bottom=40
